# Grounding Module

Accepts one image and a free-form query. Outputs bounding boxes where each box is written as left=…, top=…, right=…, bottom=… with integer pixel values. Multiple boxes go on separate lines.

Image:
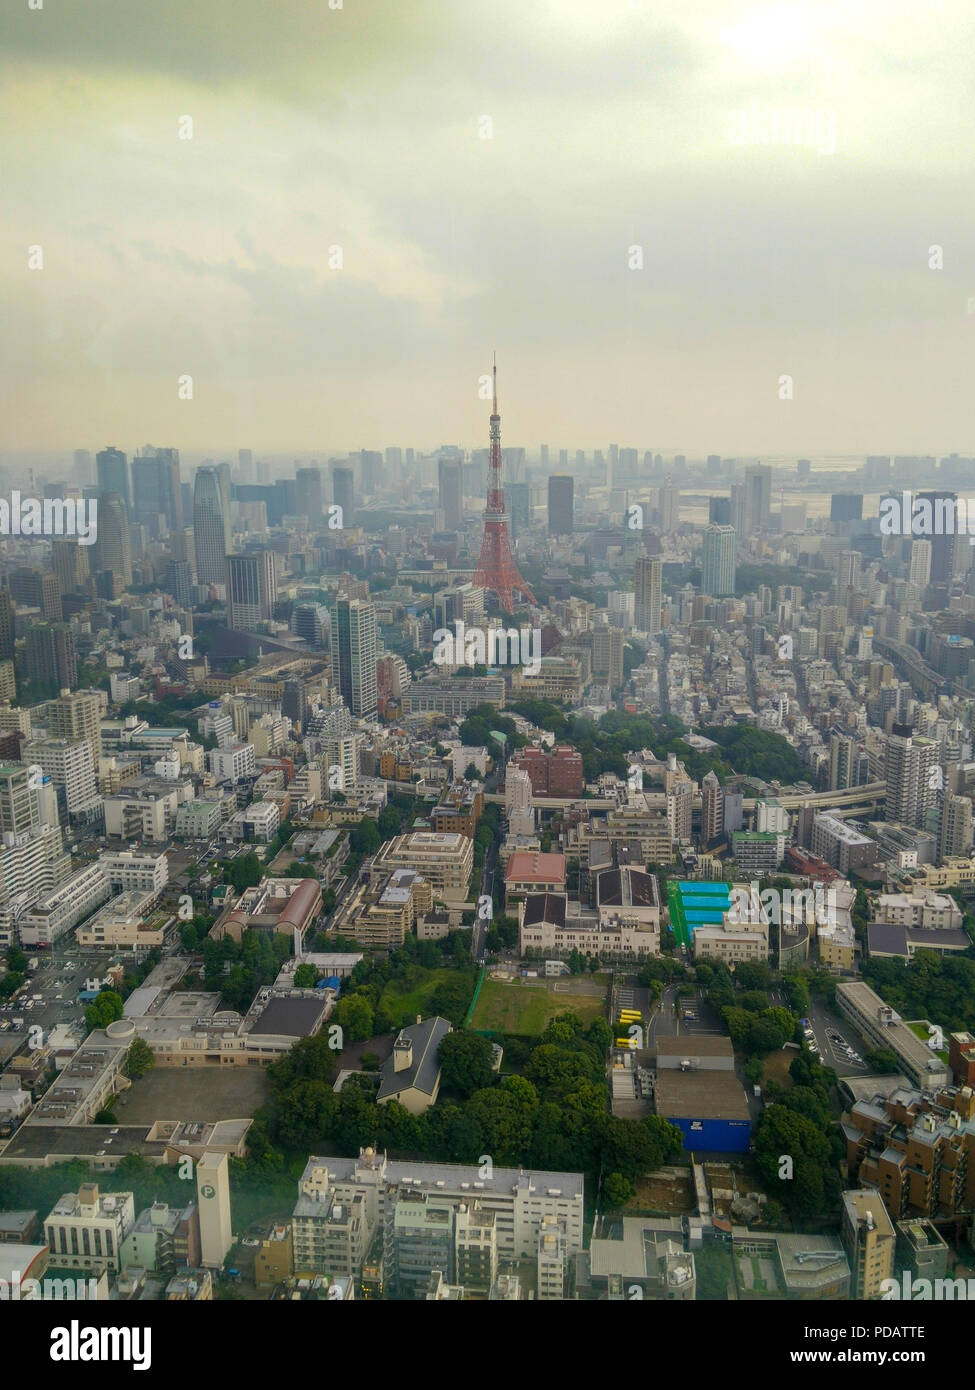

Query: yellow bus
left=619, top=1011, right=643, bottom=1023
left=615, top=1037, right=638, bottom=1050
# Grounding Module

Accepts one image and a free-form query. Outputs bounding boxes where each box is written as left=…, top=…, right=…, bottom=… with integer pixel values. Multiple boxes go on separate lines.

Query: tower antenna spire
left=493, top=351, right=497, bottom=415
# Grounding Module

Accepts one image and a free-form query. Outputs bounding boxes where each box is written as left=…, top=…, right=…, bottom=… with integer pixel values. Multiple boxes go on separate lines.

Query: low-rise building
left=44, top=1183, right=135, bottom=1273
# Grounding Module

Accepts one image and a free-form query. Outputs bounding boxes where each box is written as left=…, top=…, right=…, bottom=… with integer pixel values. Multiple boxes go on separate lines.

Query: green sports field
left=470, top=976, right=608, bottom=1035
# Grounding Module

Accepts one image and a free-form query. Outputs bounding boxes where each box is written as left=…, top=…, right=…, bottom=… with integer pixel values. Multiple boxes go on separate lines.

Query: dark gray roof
left=905, top=927, right=971, bottom=951
left=377, top=1016, right=451, bottom=1101
left=522, top=893, right=567, bottom=928
left=597, top=867, right=659, bottom=909
left=249, top=996, right=329, bottom=1037
left=867, top=923, right=909, bottom=957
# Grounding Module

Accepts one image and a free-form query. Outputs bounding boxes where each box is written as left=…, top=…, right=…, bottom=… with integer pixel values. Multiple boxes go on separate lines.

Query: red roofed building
left=784, top=846, right=841, bottom=884
left=504, top=851, right=567, bottom=909
left=510, top=745, right=584, bottom=798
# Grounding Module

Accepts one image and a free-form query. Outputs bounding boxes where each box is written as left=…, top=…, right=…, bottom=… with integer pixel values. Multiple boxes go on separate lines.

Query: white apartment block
left=292, top=1150, right=584, bottom=1281
left=174, top=800, right=223, bottom=839
left=229, top=800, right=280, bottom=843
left=0, top=824, right=72, bottom=947
left=99, top=850, right=169, bottom=898
left=103, top=783, right=180, bottom=841
left=76, top=890, right=165, bottom=948
left=44, top=1184, right=135, bottom=1273
left=209, top=743, right=257, bottom=784
left=24, top=736, right=103, bottom=824
left=372, top=832, right=474, bottom=900
left=18, top=863, right=113, bottom=947
left=873, top=891, right=962, bottom=931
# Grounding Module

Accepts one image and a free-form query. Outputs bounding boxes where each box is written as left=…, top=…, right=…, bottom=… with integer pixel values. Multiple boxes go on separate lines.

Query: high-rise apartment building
left=193, top=467, right=231, bottom=586
left=51, top=538, right=90, bottom=596
left=885, top=724, right=941, bottom=829
left=0, top=764, right=37, bottom=837
left=49, top=689, right=103, bottom=765
left=634, top=554, right=662, bottom=634
left=701, top=524, right=736, bottom=597
left=840, top=1190, right=895, bottom=1301
left=701, top=770, right=724, bottom=846
left=330, top=597, right=378, bottom=719
left=744, top=463, right=772, bottom=532
left=295, top=468, right=323, bottom=523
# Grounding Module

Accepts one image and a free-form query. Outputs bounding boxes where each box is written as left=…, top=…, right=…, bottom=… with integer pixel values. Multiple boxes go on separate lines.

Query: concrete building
left=840, top=1190, right=895, bottom=1300
left=835, top=981, right=950, bottom=1089
left=196, top=1151, right=233, bottom=1270
left=44, top=1184, right=135, bottom=1273
left=376, top=1016, right=451, bottom=1116
left=18, top=863, right=112, bottom=947
left=209, top=742, right=257, bottom=784
left=371, top=832, right=473, bottom=902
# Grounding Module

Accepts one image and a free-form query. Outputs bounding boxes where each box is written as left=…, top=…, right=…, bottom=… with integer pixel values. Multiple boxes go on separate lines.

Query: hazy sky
left=2, top=0, right=973, bottom=456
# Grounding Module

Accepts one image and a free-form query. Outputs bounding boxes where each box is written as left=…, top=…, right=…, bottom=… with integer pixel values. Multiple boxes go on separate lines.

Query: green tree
left=293, top=964, right=318, bottom=989
left=331, top=993, right=374, bottom=1043
left=437, top=1032, right=496, bottom=1098
left=124, top=1038, right=155, bottom=1080
left=603, top=1172, right=635, bottom=1209
left=84, top=990, right=124, bottom=1032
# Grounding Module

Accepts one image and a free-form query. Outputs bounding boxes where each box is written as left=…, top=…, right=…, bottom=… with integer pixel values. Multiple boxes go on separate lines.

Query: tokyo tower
left=472, top=356, right=536, bottom=611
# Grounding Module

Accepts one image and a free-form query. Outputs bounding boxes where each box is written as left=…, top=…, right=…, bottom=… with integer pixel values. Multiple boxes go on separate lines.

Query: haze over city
left=3, top=0, right=975, bottom=454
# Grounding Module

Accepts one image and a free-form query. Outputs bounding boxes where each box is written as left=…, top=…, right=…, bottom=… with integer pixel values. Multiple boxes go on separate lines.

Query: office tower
left=634, top=554, right=662, bottom=634
left=0, top=590, right=13, bottom=661
left=0, top=764, right=37, bottom=836
left=796, top=458, right=811, bottom=480
left=547, top=476, right=574, bottom=537
left=591, top=625, right=624, bottom=691
left=193, top=467, right=231, bottom=585
left=438, top=458, right=464, bottom=530
left=909, top=539, right=932, bottom=590
left=708, top=496, right=731, bottom=525
left=939, top=793, right=973, bottom=863
left=830, top=493, right=863, bottom=524
left=171, top=526, right=193, bottom=567
left=295, top=467, right=323, bottom=523
left=96, top=447, right=130, bottom=512
left=472, top=361, right=537, bottom=610
left=386, top=447, right=403, bottom=472
left=730, top=481, right=746, bottom=534
left=226, top=551, right=277, bottom=631
left=73, top=449, right=92, bottom=483
left=92, top=491, right=132, bottom=588
left=540, top=445, right=549, bottom=468
left=558, top=449, right=568, bottom=468
left=131, top=446, right=182, bottom=534
left=332, top=466, right=355, bottom=526
left=282, top=677, right=308, bottom=733
left=658, top=484, right=679, bottom=534
left=841, top=1191, right=895, bottom=1301
left=744, top=463, right=772, bottom=532
left=52, top=538, right=90, bottom=595
left=701, top=524, right=736, bottom=597
left=917, top=492, right=956, bottom=584
left=885, top=723, right=941, bottom=828
left=504, top=482, right=531, bottom=539
left=828, top=731, right=858, bottom=791
left=292, top=604, right=327, bottom=648
left=167, top=560, right=193, bottom=609
left=361, top=450, right=382, bottom=494
left=707, top=454, right=722, bottom=475
left=9, top=567, right=62, bottom=623
left=25, top=623, right=77, bottom=693
left=237, top=448, right=254, bottom=484
left=50, top=689, right=103, bottom=765
left=330, top=597, right=378, bottom=719
left=196, top=1152, right=233, bottom=1270
left=701, top=770, right=724, bottom=846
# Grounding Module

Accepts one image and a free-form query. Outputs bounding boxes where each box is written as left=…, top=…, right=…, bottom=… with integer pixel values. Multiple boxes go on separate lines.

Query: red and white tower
left=472, top=356, right=536, bottom=611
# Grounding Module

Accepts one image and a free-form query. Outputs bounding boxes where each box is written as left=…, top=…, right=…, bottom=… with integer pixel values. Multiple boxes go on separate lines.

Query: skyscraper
left=226, top=551, right=277, bottom=631
left=92, top=492, right=132, bottom=588
left=132, top=446, right=182, bottom=534
left=438, top=458, right=463, bottom=530
left=295, top=468, right=323, bottom=524
left=0, top=590, right=14, bottom=662
left=658, top=484, right=680, bottom=534
left=52, top=538, right=90, bottom=596
left=708, top=496, right=731, bottom=525
left=909, top=540, right=932, bottom=590
left=0, top=764, right=37, bottom=837
left=547, top=476, right=574, bottom=536
left=701, top=524, right=736, bottom=597
left=701, top=770, right=724, bottom=846
left=332, top=466, right=355, bottom=527
left=744, top=463, right=772, bottom=533
left=49, top=689, right=103, bottom=765
left=917, top=492, right=956, bottom=585
left=9, top=567, right=62, bottom=623
left=885, top=723, right=941, bottom=829
left=330, top=597, right=378, bottom=719
left=193, top=467, right=231, bottom=586
left=96, top=447, right=129, bottom=513
left=25, top=623, right=77, bottom=694
left=634, top=554, right=662, bottom=634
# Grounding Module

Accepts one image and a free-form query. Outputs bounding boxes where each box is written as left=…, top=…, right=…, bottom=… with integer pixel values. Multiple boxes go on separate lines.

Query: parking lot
left=802, top=1002, right=869, bottom=1072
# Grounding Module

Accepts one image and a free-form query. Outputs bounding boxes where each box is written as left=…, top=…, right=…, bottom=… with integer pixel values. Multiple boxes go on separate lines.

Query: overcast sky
left=2, top=0, right=973, bottom=457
